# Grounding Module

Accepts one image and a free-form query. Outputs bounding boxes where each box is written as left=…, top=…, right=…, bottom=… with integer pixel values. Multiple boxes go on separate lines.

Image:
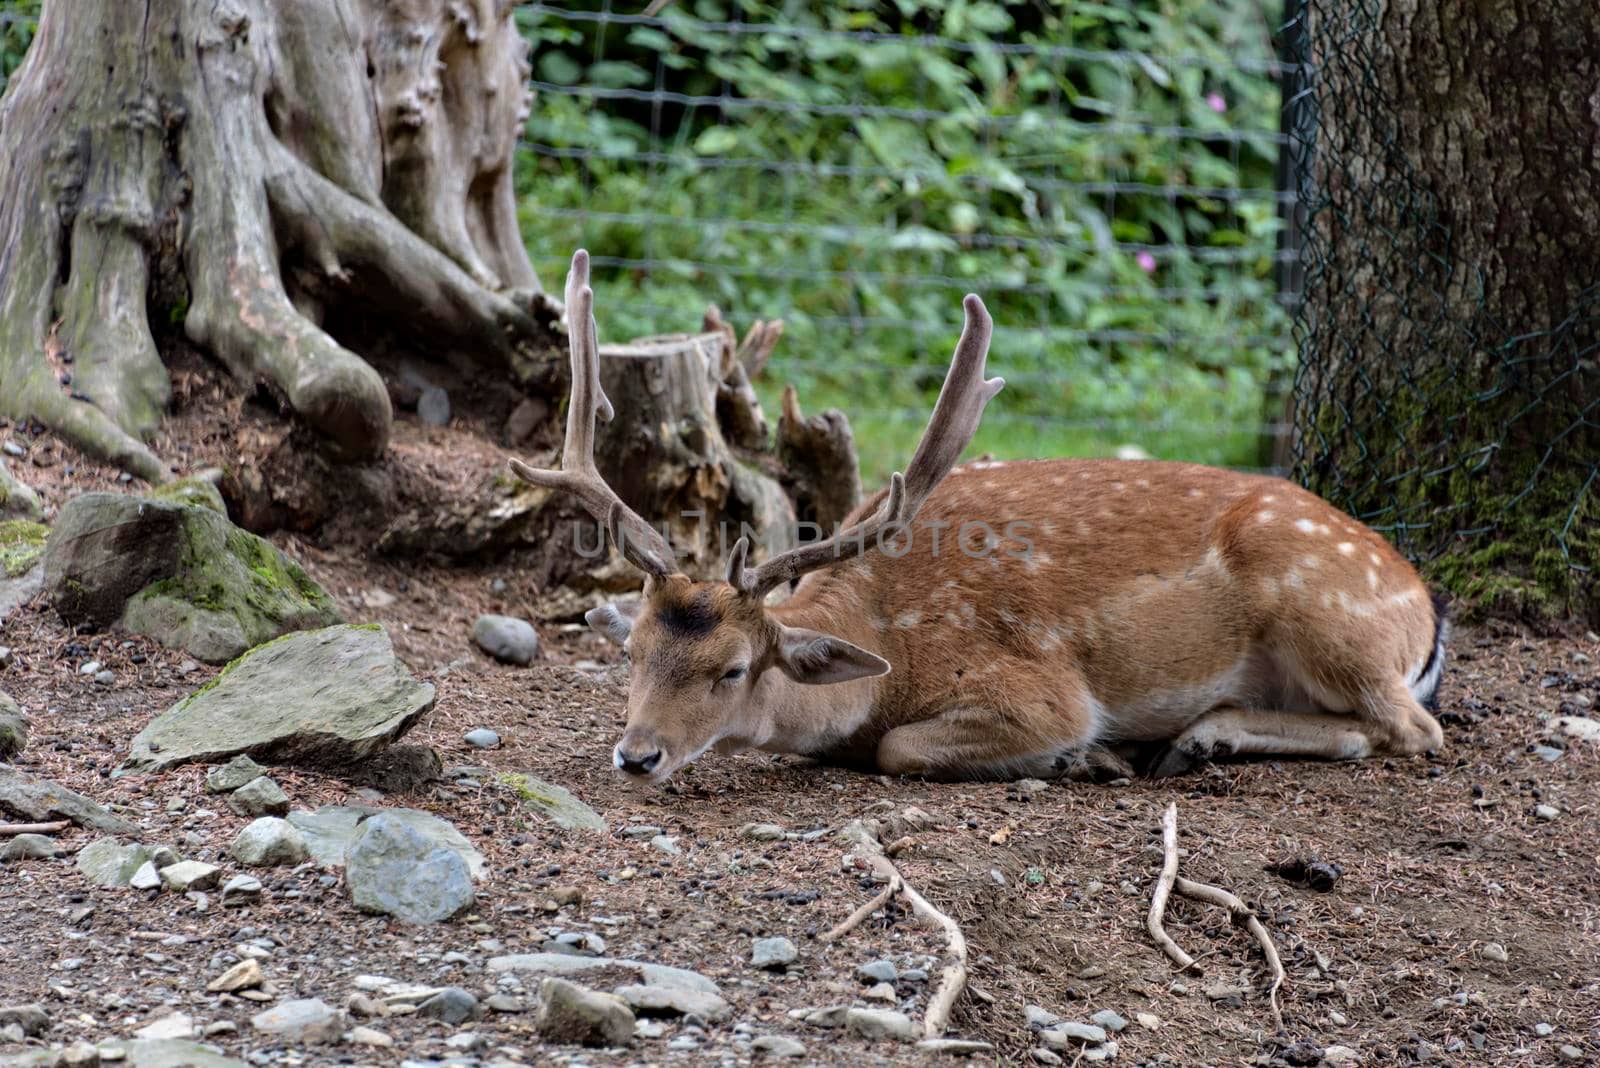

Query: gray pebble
left=418, top=387, right=452, bottom=426
left=464, top=728, right=500, bottom=749
left=857, top=959, right=898, bottom=984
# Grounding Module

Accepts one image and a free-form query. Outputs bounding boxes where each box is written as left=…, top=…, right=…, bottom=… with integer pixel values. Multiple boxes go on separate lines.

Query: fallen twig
left=0, top=820, right=70, bottom=837
left=834, top=820, right=969, bottom=1038
left=1147, top=802, right=1198, bottom=972
left=1176, top=875, right=1285, bottom=1030
left=1147, top=801, right=1288, bottom=1029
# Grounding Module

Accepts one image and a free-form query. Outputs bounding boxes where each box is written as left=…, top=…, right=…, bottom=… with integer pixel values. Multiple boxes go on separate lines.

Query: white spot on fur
left=1257, top=510, right=1275, bottom=523
left=894, top=611, right=921, bottom=628
left=1294, top=518, right=1317, bottom=534
left=1135, top=478, right=1150, bottom=489
left=1300, top=555, right=1321, bottom=569
left=1023, top=550, right=1052, bottom=573
left=1261, top=494, right=1276, bottom=503
left=1337, top=542, right=1355, bottom=555
left=1284, top=569, right=1304, bottom=589
left=1261, top=576, right=1280, bottom=595
left=1369, top=552, right=1382, bottom=566
left=1111, top=481, right=1126, bottom=492
left=1367, top=568, right=1379, bottom=590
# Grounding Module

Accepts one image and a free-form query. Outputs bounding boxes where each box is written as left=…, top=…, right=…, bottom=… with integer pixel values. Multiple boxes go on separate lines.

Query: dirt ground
left=1, top=374, right=1597, bottom=1068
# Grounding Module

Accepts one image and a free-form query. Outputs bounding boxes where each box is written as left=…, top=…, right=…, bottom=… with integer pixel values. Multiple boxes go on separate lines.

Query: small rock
left=534, top=977, right=634, bottom=1047
left=417, top=987, right=480, bottom=1024
left=0, top=833, right=61, bottom=861
left=472, top=615, right=539, bottom=666
left=206, top=755, right=266, bottom=793
left=1558, top=715, right=1600, bottom=741
left=504, top=396, right=549, bottom=445
left=1535, top=1023, right=1555, bottom=1037
left=230, top=816, right=309, bottom=866
left=844, top=1007, right=917, bottom=1043
left=614, top=983, right=731, bottom=1022
left=1558, top=1045, right=1583, bottom=1062
left=741, top=822, right=787, bottom=841
left=0, top=695, right=27, bottom=761
left=347, top=1025, right=394, bottom=1047
left=464, top=728, right=500, bottom=749
left=222, top=874, right=263, bottom=906
left=752, top=1034, right=806, bottom=1058
left=751, top=937, right=798, bottom=970
left=251, top=998, right=344, bottom=1044
left=418, top=386, right=452, bottom=426
left=134, top=1012, right=195, bottom=1040
left=800, top=1006, right=849, bottom=1028
left=1025, top=1005, right=1062, bottom=1031
left=95, top=670, right=115, bottom=687
left=864, top=982, right=897, bottom=1002
left=208, top=959, right=264, bottom=993
left=621, top=824, right=664, bottom=839
left=227, top=776, right=290, bottom=817
left=1534, top=804, right=1560, bottom=821
left=1323, top=1045, right=1361, bottom=1066
left=857, top=959, right=898, bottom=985
left=1090, top=1009, right=1127, bottom=1033
left=668, top=1035, right=700, bottom=1051
left=344, top=812, right=475, bottom=924
left=159, top=861, right=220, bottom=892
left=79, top=661, right=103, bottom=676
left=649, top=834, right=681, bottom=855
left=129, top=861, right=162, bottom=890
left=1330, top=1011, right=1348, bottom=1026
left=1480, top=942, right=1509, bottom=963
left=484, top=994, right=525, bottom=1013
left=0, top=1004, right=49, bottom=1037
left=1039, top=1022, right=1108, bottom=1049
left=1032, top=1050, right=1064, bottom=1066
left=1134, top=1012, right=1161, bottom=1030
left=58, top=1041, right=99, bottom=1067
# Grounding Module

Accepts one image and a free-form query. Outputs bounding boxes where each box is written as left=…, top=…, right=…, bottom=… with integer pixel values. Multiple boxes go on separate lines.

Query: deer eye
left=717, top=665, right=748, bottom=686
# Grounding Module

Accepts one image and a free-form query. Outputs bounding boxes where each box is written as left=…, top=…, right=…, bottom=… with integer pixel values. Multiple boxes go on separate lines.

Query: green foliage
left=0, top=0, right=39, bottom=91
left=514, top=0, right=1291, bottom=480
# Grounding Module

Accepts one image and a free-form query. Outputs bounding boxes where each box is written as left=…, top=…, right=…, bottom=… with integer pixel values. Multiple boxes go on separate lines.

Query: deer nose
left=613, top=744, right=662, bottom=776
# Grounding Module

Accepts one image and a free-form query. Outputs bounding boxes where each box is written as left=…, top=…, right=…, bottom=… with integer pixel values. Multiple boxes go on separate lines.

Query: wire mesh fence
left=514, top=1, right=1298, bottom=481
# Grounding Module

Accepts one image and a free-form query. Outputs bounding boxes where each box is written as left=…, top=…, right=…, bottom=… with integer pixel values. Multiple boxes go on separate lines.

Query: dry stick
left=1176, top=875, right=1286, bottom=1030
left=0, top=820, right=70, bottom=837
left=1147, top=802, right=1198, bottom=972
left=821, top=874, right=901, bottom=942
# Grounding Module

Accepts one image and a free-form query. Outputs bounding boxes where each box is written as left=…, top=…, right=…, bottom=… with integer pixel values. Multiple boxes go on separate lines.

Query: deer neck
left=745, top=584, right=886, bottom=758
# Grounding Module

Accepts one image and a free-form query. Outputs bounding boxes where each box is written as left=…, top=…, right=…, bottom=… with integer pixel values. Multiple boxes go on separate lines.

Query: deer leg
left=876, top=702, right=1102, bottom=782
left=1151, top=707, right=1379, bottom=778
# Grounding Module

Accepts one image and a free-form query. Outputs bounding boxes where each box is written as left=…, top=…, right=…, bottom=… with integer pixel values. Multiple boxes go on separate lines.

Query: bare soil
left=1, top=372, right=1597, bottom=1067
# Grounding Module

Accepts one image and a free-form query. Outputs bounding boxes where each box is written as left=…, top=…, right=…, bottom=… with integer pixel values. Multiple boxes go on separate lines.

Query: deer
left=509, top=250, right=1448, bottom=784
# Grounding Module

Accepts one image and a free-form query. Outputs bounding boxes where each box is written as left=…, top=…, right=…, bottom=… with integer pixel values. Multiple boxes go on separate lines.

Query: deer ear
left=776, top=626, right=891, bottom=686
left=585, top=601, right=639, bottom=645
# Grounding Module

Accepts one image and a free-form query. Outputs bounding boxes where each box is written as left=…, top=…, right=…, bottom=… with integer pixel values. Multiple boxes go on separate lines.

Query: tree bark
left=0, top=0, right=558, bottom=480
left=1290, top=0, right=1600, bottom=624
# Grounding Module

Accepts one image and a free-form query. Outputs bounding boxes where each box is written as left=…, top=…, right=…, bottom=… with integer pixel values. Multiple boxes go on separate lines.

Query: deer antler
left=727, top=294, right=1002, bottom=600
left=508, top=250, right=676, bottom=578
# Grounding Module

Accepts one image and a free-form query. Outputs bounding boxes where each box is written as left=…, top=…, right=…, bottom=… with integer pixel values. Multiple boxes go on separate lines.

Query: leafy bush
left=514, top=0, right=1293, bottom=480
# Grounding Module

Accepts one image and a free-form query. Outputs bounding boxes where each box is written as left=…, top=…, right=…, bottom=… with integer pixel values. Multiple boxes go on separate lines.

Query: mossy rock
left=0, top=519, right=48, bottom=578
left=43, top=492, right=340, bottom=663
left=0, top=459, right=43, bottom=523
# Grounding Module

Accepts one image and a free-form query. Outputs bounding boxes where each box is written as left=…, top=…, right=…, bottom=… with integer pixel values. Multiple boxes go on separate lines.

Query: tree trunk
left=0, top=0, right=558, bottom=480
left=1290, top=0, right=1600, bottom=624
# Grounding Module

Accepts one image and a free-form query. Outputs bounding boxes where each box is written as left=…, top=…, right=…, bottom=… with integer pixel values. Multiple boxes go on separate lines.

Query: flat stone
left=1480, top=942, right=1509, bottom=963
left=1090, top=1009, right=1128, bottom=1032
left=1134, top=1012, right=1161, bottom=1030
left=230, top=817, right=308, bottom=867
left=226, top=776, right=289, bottom=818
left=0, top=1004, right=50, bottom=1037
left=472, top=615, right=539, bottom=665
left=0, top=690, right=26, bottom=761
left=221, top=874, right=263, bottom=906
left=614, top=984, right=731, bottom=1022
left=346, top=1025, right=393, bottom=1047
left=1040, top=1022, right=1108, bottom=1049
left=93, top=1039, right=247, bottom=1068
left=0, top=833, right=60, bottom=861
left=751, top=936, right=798, bottom=969
left=1534, top=804, right=1560, bottom=821
left=844, top=1007, right=917, bottom=1043
left=417, top=986, right=480, bottom=1024
left=0, top=459, right=43, bottom=522
left=129, top=861, right=162, bottom=890
left=464, top=728, right=500, bottom=749
left=857, top=959, right=898, bottom=984
left=1556, top=715, right=1600, bottom=742
left=250, top=999, right=344, bottom=1045
left=134, top=1013, right=195, bottom=1040
left=0, top=766, right=138, bottom=834
left=751, top=1035, right=806, bottom=1057
left=1025, top=1005, right=1062, bottom=1031
left=119, top=625, right=434, bottom=775
left=345, top=812, right=475, bottom=924
left=498, top=772, right=606, bottom=833
left=740, top=822, right=787, bottom=841
left=159, top=861, right=220, bottom=892
left=1559, top=1045, right=1584, bottom=1062
left=76, top=839, right=165, bottom=886
left=44, top=492, right=339, bottom=664
left=534, top=977, right=634, bottom=1047
left=286, top=805, right=486, bottom=879
left=417, top=387, right=452, bottom=427
left=206, top=756, right=266, bottom=793
left=488, top=953, right=720, bottom=995
left=1323, top=1045, right=1361, bottom=1066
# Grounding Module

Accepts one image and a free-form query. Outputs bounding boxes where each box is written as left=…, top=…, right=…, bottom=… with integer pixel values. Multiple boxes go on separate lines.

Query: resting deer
left=510, top=250, right=1447, bottom=784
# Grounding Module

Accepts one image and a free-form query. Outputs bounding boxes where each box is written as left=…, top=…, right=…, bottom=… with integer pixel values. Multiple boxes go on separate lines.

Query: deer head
left=510, top=250, right=1002, bottom=782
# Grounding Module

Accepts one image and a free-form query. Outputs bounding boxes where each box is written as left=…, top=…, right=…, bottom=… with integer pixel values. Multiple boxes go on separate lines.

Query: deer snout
left=613, top=736, right=664, bottom=777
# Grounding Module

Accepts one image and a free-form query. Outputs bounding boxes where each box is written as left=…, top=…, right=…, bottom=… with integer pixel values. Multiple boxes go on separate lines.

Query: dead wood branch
left=835, top=820, right=969, bottom=1038
left=0, top=820, right=70, bottom=836
left=1147, top=801, right=1288, bottom=1028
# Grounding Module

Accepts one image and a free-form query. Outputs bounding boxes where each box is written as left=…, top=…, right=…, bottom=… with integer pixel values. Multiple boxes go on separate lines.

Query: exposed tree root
left=0, top=820, right=70, bottom=837
left=836, top=820, right=969, bottom=1039
left=1148, top=801, right=1287, bottom=1029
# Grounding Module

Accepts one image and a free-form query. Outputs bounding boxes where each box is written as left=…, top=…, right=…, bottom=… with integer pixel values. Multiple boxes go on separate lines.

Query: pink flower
left=1206, top=92, right=1227, bottom=114
left=1136, top=251, right=1157, bottom=274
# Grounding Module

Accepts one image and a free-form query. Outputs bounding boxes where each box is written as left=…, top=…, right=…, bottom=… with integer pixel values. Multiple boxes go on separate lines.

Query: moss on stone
left=147, top=477, right=226, bottom=514
left=0, top=519, right=48, bottom=577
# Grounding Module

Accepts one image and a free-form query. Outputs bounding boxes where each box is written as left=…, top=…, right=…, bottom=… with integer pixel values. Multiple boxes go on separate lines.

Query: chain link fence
left=515, top=1, right=1298, bottom=481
